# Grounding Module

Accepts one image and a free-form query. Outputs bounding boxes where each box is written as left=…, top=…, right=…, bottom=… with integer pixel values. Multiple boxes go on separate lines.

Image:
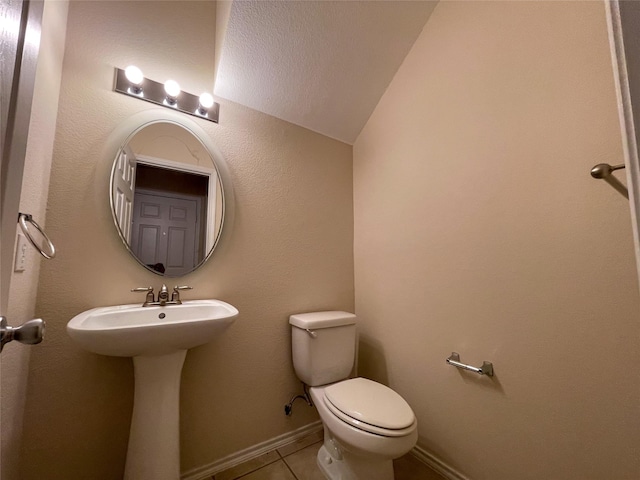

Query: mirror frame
left=106, top=111, right=233, bottom=277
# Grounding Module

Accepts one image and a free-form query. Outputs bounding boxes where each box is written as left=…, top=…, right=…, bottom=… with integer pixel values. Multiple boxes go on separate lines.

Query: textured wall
left=19, top=2, right=353, bottom=479
left=1, top=2, right=68, bottom=479
left=354, top=2, right=640, bottom=479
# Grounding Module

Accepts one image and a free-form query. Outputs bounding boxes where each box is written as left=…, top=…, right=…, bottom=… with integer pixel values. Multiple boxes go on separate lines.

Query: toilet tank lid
left=289, top=311, right=356, bottom=329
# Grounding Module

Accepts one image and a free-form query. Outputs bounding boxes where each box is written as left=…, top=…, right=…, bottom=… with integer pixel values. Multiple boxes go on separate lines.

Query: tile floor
left=210, top=430, right=446, bottom=480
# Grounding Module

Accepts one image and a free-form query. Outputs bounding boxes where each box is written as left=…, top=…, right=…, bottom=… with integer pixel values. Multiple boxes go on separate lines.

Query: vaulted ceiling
left=214, top=1, right=438, bottom=144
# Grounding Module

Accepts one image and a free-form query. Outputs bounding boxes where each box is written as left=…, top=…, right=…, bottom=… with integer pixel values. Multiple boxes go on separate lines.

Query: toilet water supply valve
left=284, top=383, right=313, bottom=416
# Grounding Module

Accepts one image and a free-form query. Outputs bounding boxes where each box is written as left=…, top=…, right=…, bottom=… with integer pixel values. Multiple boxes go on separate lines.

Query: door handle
left=0, top=316, right=45, bottom=352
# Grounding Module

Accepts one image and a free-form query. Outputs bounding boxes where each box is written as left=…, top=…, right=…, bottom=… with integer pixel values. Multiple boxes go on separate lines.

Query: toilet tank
left=289, top=311, right=357, bottom=387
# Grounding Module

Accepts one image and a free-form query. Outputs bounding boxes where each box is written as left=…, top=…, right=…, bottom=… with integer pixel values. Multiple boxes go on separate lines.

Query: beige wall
left=1, top=1, right=69, bottom=479
left=19, top=2, right=353, bottom=479
left=354, top=2, right=640, bottom=480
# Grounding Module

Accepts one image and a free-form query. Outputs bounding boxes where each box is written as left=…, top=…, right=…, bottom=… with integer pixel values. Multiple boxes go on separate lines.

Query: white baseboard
left=411, top=445, right=470, bottom=480
left=181, top=421, right=323, bottom=480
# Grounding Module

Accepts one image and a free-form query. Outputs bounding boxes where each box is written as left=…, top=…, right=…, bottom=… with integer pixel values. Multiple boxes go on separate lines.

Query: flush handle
left=305, top=329, right=317, bottom=338
left=0, top=316, right=45, bottom=352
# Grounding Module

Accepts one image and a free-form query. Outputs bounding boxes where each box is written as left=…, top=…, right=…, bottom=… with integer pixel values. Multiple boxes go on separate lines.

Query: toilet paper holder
left=446, top=352, right=494, bottom=377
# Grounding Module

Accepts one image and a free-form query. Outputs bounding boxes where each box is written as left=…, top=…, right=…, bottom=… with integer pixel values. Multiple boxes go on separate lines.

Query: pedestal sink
left=67, top=300, right=238, bottom=480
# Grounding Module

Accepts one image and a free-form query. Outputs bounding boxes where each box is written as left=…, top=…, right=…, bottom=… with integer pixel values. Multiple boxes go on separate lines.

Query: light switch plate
left=14, top=233, right=28, bottom=272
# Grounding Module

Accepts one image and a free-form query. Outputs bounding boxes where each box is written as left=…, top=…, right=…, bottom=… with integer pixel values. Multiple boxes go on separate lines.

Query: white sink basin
left=67, top=299, right=238, bottom=357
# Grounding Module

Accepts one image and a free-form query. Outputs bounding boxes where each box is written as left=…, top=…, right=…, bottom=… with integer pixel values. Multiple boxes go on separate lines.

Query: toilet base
left=316, top=445, right=343, bottom=480
left=316, top=443, right=395, bottom=480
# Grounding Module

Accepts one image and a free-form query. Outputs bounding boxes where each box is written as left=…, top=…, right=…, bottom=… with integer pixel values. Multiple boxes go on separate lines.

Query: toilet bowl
left=289, top=312, right=418, bottom=480
left=310, top=378, right=418, bottom=480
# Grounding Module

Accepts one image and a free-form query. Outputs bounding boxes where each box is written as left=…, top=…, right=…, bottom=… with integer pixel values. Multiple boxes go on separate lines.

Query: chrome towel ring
left=17, top=213, right=56, bottom=259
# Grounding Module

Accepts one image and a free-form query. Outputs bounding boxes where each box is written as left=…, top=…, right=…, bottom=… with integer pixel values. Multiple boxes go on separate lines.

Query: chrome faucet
left=157, top=284, right=170, bottom=305
left=131, top=285, right=193, bottom=307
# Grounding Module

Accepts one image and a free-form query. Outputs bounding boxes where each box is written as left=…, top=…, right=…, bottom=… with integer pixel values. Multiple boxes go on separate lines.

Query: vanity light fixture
left=113, top=67, right=219, bottom=123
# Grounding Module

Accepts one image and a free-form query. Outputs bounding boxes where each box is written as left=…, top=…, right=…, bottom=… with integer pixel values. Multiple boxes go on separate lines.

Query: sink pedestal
left=124, top=350, right=187, bottom=480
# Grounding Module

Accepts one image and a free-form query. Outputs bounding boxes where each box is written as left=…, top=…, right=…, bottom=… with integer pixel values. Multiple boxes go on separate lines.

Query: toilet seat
left=323, top=378, right=416, bottom=437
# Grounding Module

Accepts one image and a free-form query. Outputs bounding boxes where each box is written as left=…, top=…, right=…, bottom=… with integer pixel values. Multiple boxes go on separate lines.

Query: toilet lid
left=323, top=378, right=415, bottom=435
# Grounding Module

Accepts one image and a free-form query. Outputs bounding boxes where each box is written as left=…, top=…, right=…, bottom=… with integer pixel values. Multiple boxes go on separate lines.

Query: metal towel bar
left=590, top=163, right=628, bottom=199
left=446, top=352, right=494, bottom=377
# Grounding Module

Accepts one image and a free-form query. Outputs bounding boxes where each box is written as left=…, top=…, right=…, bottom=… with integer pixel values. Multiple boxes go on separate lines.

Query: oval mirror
left=110, top=121, right=224, bottom=277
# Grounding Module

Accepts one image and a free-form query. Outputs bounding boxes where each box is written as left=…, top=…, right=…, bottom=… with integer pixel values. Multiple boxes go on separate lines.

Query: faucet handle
left=131, top=286, right=154, bottom=304
left=131, top=286, right=153, bottom=292
left=171, top=285, right=193, bottom=303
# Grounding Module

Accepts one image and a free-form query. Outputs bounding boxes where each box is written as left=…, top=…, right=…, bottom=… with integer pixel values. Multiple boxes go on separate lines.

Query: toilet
left=290, top=311, right=418, bottom=480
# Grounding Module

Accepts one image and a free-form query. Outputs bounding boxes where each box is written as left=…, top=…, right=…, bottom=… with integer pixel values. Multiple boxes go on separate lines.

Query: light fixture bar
left=113, top=68, right=219, bottom=123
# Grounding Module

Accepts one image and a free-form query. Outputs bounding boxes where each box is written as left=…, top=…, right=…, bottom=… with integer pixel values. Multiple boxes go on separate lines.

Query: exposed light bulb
left=125, top=65, right=143, bottom=85
left=164, top=80, right=181, bottom=99
left=199, top=92, right=214, bottom=109
left=196, top=92, right=214, bottom=116
left=124, top=65, right=144, bottom=95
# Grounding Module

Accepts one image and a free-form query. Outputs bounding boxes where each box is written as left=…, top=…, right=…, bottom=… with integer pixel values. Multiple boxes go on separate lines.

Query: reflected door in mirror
left=131, top=191, right=203, bottom=276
